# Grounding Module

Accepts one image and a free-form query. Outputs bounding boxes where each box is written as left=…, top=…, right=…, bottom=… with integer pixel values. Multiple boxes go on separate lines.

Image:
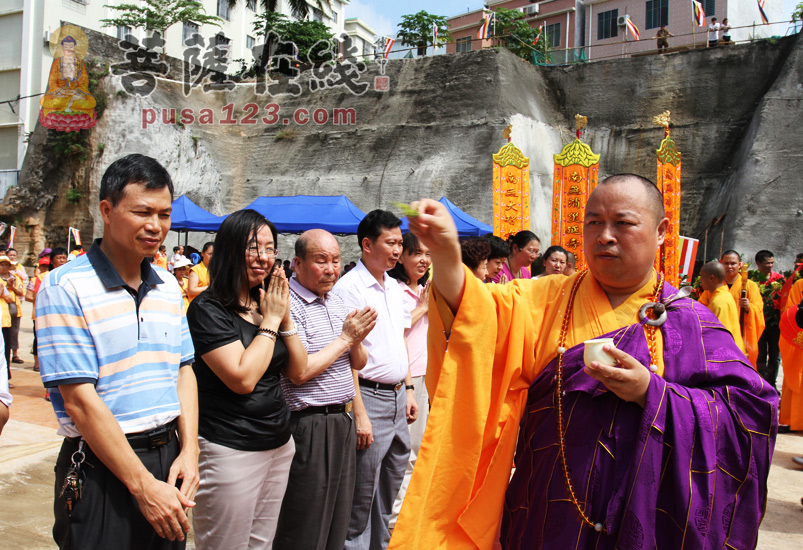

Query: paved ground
left=1, top=303, right=801, bottom=549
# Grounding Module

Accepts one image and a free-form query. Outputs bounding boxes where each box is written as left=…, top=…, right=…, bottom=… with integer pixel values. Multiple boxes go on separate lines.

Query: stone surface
left=4, top=28, right=802, bottom=268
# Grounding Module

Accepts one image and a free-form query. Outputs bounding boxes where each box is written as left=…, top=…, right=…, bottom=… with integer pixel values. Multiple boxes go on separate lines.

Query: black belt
left=126, top=419, right=178, bottom=450
left=295, top=401, right=353, bottom=415
left=358, top=378, right=404, bottom=392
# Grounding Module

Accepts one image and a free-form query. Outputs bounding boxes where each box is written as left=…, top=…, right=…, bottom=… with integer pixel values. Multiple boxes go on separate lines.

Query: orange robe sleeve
left=779, top=279, right=803, bottom=429
left=389, top=266, right=551, bottom=549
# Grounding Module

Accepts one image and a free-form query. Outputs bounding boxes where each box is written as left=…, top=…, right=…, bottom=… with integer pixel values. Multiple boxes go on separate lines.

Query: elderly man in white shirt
left=334, top=210, right=419, bottom=550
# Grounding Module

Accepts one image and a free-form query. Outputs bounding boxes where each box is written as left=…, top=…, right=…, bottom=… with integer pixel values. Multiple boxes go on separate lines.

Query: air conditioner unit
left=523, top=4, right=539, bottom=16
left=618, top=15, right=629, bottom=26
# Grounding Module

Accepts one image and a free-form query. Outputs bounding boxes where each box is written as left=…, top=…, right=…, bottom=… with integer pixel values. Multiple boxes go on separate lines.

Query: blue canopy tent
left=242, top=195, right=367, bottom=234
left=170, top=195, right=227, bottom=232
left=401, top=197, right=492, bottom=237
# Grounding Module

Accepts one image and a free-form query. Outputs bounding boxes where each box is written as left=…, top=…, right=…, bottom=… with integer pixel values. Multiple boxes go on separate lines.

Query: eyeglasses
left=247, top=246, right=278, bottom=258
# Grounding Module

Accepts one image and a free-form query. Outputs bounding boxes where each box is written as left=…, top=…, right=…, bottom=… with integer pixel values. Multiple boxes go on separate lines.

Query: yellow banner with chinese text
left=655, top=135, right=682, bottom=287
left=492, top=143, right=530, bottom=240
left=552, top=139, right=600, bottom=271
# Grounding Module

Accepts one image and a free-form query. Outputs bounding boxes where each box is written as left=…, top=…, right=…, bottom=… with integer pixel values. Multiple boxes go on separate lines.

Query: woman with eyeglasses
left=187, top=209, right=307, bottom=550
left=493, top=230, right=541, bottom=282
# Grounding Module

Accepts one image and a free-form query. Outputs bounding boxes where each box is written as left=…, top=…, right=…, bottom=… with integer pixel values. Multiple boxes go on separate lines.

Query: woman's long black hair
left=207, top=209, right=278, bottom=314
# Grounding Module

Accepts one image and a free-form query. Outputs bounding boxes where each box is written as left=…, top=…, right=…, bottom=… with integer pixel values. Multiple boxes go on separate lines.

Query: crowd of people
left=0, top=155, right=799, bottom=550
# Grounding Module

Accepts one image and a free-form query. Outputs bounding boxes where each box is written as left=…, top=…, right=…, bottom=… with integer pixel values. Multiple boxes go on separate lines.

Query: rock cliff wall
left=4, top=27, right=802, bottom=269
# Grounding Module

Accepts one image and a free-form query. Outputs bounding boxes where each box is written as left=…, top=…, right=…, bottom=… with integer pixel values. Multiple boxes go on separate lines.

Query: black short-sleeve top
left=187, top=292, right=290, bottom=451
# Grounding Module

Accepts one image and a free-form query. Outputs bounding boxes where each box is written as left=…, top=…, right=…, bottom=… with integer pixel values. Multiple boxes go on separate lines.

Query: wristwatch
left=405, top=384, right=415, bottom=391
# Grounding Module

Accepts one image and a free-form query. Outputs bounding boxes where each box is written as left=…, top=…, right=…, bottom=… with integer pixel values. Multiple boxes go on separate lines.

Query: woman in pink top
left=492, top=230, right=541, bottom=283
left=387, top=232, right=431, bottom=527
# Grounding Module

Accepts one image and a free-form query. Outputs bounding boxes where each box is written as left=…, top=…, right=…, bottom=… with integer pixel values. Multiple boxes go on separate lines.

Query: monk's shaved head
left=597, top=174, right=665, bottom=224
left=700, top=261, right=726, bottom=283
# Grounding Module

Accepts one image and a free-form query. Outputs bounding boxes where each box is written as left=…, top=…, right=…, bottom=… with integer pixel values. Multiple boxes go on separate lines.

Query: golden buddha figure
left=39, top=26, right=96, bottom=132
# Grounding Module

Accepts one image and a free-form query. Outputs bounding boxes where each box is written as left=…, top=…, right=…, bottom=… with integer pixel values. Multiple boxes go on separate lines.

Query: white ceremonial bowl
left=583, top=338, right=617, bottom=368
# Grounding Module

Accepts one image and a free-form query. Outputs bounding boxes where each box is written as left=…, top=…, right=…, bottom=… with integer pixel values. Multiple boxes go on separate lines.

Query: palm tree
left=228, top=0, right=331, bottom=68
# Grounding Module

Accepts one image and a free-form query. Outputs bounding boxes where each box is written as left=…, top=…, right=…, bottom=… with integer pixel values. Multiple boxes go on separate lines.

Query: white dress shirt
left=333, top=260, right=411, bottom=383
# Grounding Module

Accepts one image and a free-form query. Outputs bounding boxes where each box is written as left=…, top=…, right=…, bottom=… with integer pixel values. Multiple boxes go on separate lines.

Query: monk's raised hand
left=583, top=344, right=652, bottom=408
left=407, top=199, right=459, bottom=256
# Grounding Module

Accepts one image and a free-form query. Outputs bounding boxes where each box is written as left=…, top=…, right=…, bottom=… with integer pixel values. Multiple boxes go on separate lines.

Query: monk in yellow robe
left=698, top=260, right=745, bottom=353
left=698, top=250, right=764, bottom=367
left=40, top=36, right=96, bottom=118
left=390, top=175, right=776, bottom=550
left=780, top=278, right=803, bottom=430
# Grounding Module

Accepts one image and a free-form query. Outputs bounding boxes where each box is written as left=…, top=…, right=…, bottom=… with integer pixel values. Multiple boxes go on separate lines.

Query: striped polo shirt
left=280, top=277, right=355, bottom=411
left=37, top=240, right=195, bottom=438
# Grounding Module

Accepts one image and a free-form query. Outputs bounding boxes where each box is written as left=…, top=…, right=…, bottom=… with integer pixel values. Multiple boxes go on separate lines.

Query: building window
left=456, top=36, right=472, bottom=53
left=332, top=11, right=338, bottom=23
left=246, top=35, right=255, bottom=51
left=545, top=22, right=561, bottom=48
left=246, top=0, right=256, bottom=10
left=703, top=0, right=715, bottom=18
left=183, top=21, right=199, bottom=45
left=217, top=0, right=230, bottom=21
left=645, top=0, right=669, bottom=30
left=597, top=9, right=619, bottom=40
left=117, top=25, right=132, bottom=41
left=215, top=34, right=230, bottom=61
left=312, top=8, right=323, bottom=23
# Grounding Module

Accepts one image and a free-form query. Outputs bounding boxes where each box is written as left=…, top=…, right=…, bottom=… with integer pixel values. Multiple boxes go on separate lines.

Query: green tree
left=101, top=0, right=221, bottom=60
left=397, top=11, right=452, bottom=56
left=228, top=0, right=330, bottom=68
left=793, top=2, right=803, bottom=22
left=489, top=7, right=551, bottom=62
left=234, top=11, right=334, bottom=75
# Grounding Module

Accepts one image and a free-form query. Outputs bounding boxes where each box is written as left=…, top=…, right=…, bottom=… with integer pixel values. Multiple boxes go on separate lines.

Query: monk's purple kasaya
left=503, top=283, right=778, bottom=549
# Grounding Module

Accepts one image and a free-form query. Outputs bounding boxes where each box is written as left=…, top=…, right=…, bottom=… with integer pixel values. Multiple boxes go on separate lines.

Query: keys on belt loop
left=60, top=441, right=87, bottom=512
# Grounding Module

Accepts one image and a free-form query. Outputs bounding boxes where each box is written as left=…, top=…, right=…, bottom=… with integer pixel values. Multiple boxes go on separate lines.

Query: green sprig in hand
left=393, top=202, right=420, bottom=218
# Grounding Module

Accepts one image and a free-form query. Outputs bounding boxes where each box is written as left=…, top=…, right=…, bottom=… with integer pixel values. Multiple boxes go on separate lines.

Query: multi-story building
left=585, top=0, right=785, bottom=61
left=1, top=0, right=359, bottom=180
left=446, top=0, right=587, bottom=64
left=343, top=17, right=377, bottom=61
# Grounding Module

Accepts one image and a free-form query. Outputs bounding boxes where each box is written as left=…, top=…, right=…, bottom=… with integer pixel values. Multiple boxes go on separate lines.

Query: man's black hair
left=50, top=247, right=68, bottom=260
left=357, top=210, right=401, bottom=251
left=755, top=250, right=774, bottom=264
left=99, top=154, right=174, bottom=207
left=483, top=235, right=510, bottom=261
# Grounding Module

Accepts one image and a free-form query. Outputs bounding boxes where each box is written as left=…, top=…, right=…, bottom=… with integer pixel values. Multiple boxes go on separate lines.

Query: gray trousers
left=273, top=409, right=356, bottom=550
left=345, top=386, right=410, bottom=550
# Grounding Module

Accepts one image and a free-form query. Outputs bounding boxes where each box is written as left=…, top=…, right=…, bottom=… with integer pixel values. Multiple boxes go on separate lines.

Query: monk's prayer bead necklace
left=555, top=270, right=664, bottom=534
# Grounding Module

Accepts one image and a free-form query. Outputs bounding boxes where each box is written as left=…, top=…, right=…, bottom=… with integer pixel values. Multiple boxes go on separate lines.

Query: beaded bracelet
left=257, top=328, right=278, bottom=341
left=279, top=326, right=298, bottom=337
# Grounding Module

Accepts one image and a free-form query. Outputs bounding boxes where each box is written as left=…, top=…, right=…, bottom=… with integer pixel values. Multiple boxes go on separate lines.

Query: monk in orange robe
left=780, top=278, right=803, bottom=430
left=698, top=250, right=764, bottom=367
left=699, top=260, right=745, bottom=353
left=390, top=175, right=776, bottom=550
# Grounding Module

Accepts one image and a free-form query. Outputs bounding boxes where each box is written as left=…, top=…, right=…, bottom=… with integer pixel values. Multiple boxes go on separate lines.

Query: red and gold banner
left=551, top=116, right=600, bottom=271
left=654, top=111, right=682, bottom=287
left=492, top=127, right=530, bottom=239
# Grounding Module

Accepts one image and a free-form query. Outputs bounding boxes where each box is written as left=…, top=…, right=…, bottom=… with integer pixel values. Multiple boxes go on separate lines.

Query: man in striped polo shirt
left=274, top=229, right=377, bottom=550
left=36, top=154, right=198, bottom=550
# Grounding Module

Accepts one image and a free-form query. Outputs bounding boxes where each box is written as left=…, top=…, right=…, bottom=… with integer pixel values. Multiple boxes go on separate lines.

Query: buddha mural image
left=39, top=25, right=97, bottom=132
